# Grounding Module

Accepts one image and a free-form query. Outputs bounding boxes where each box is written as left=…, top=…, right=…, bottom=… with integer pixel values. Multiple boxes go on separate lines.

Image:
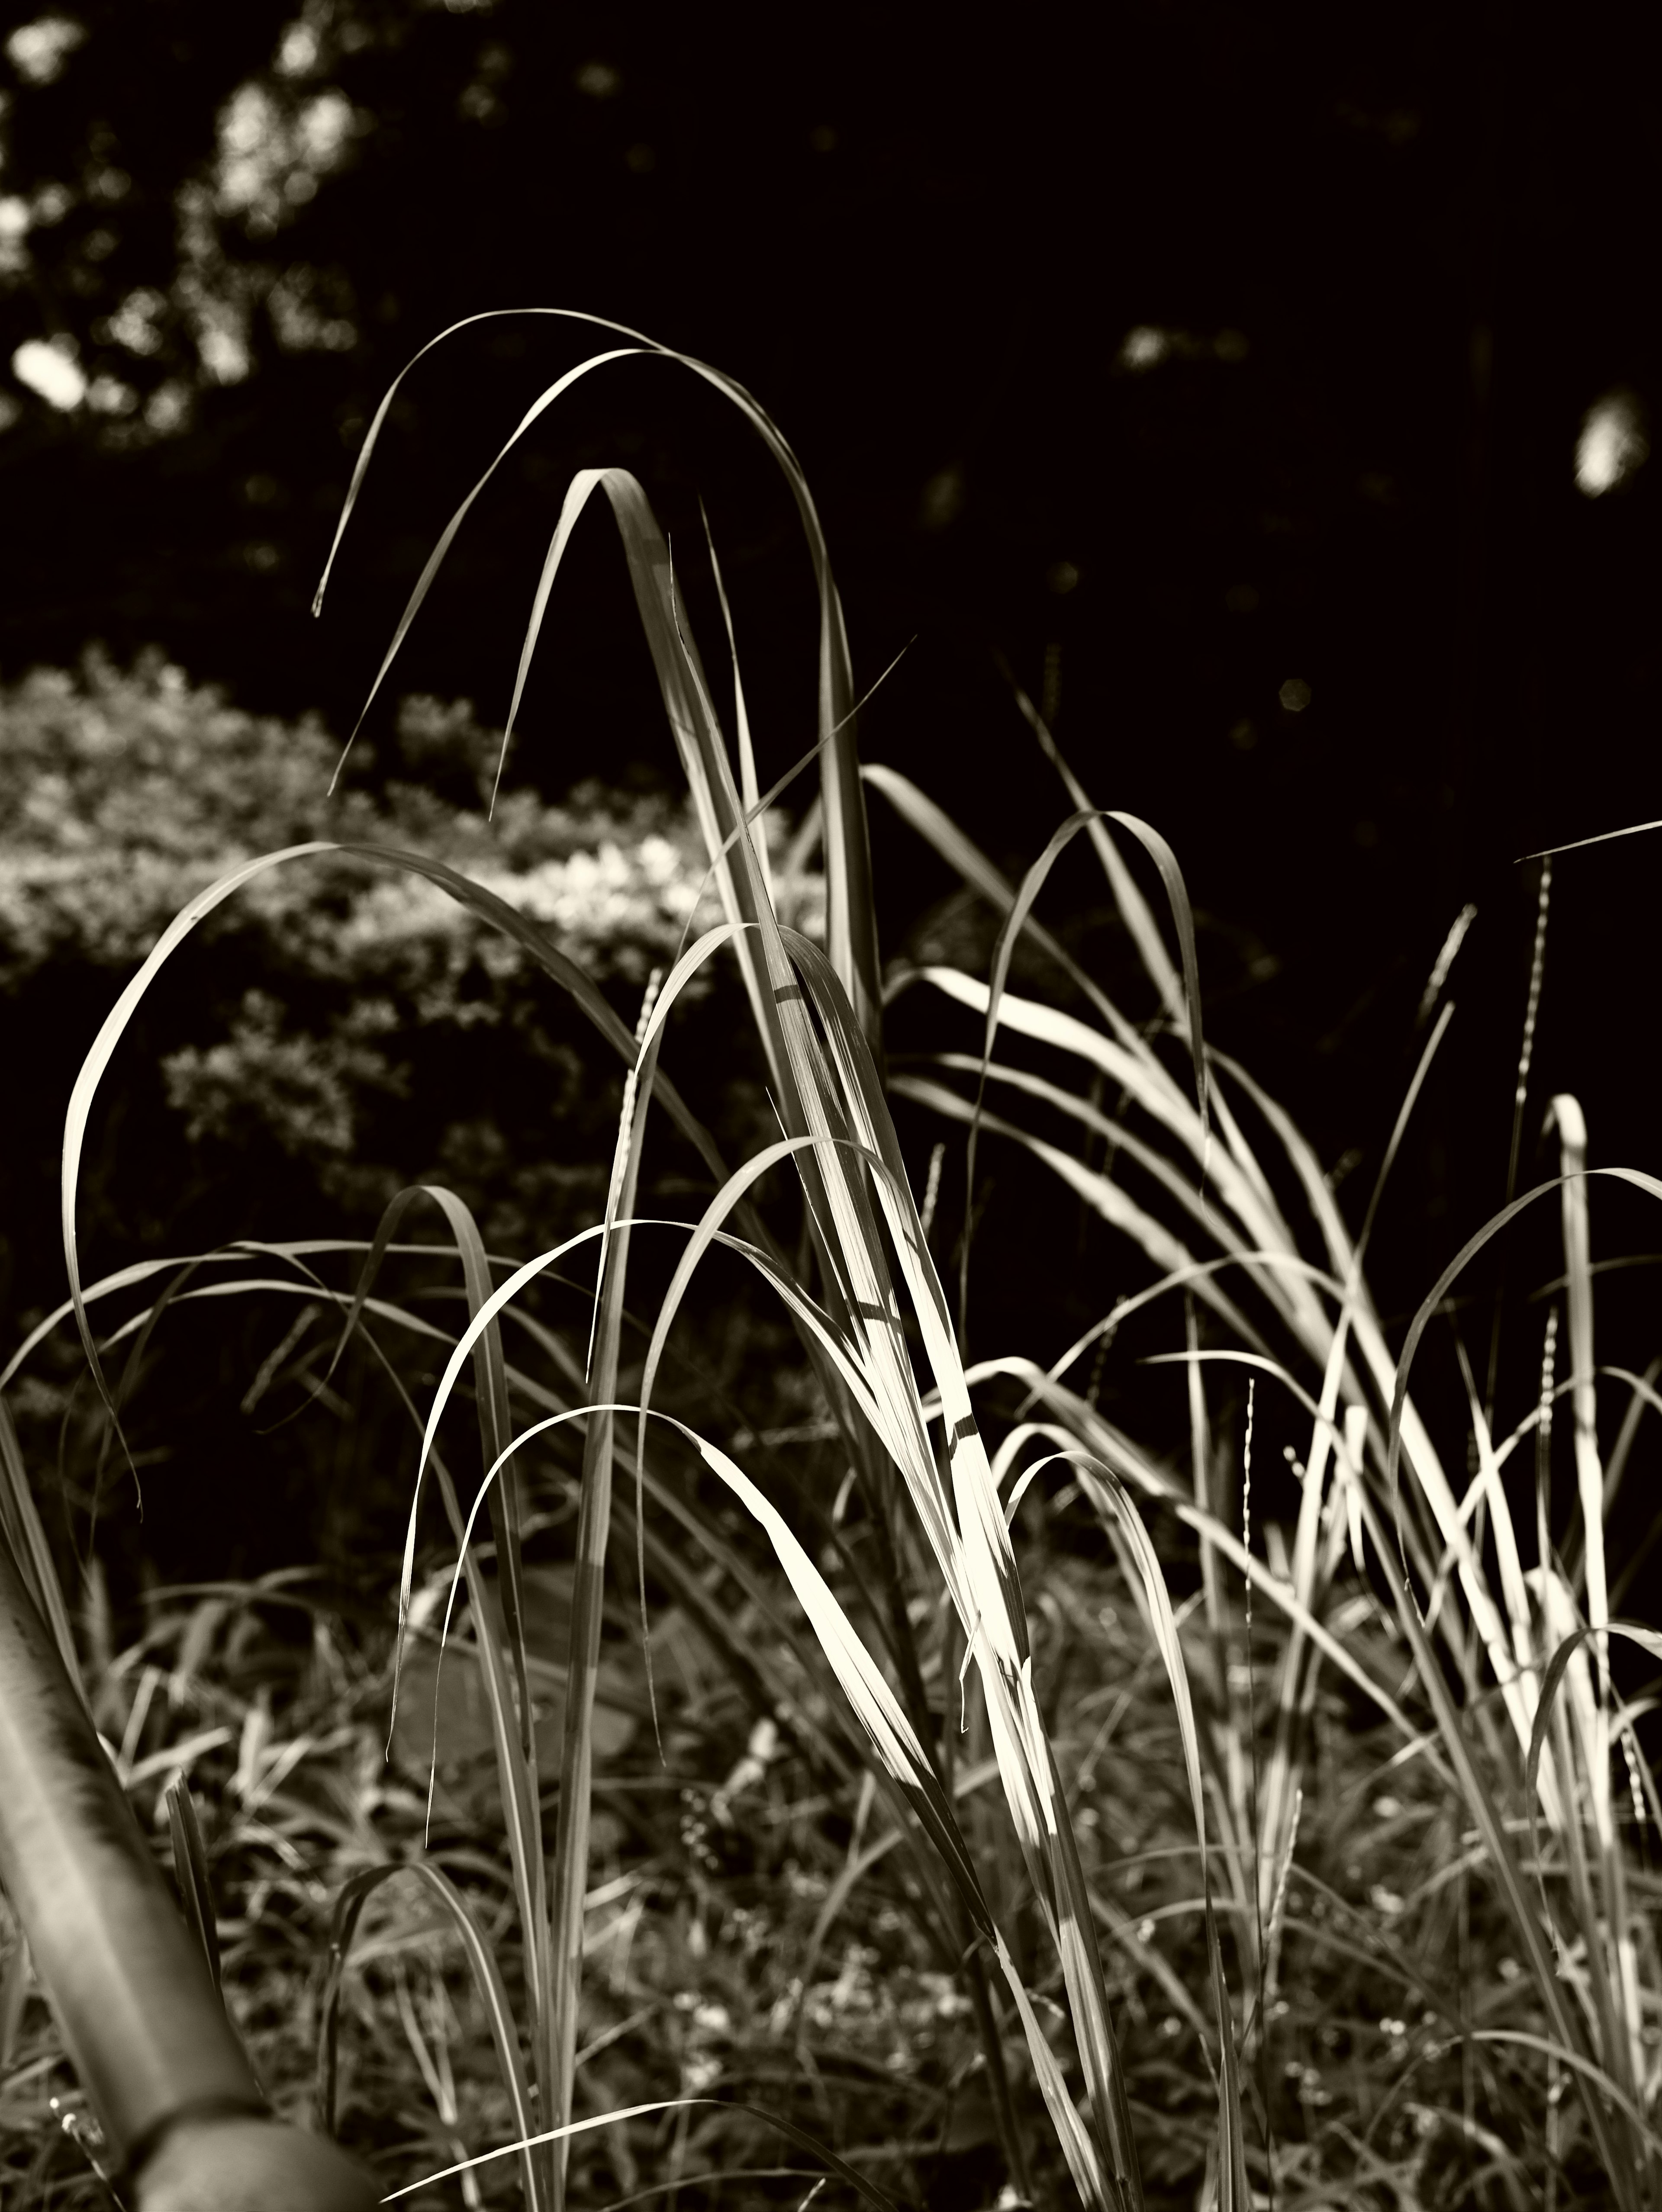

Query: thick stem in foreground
left=0, top=1534, right=376, bottom=2209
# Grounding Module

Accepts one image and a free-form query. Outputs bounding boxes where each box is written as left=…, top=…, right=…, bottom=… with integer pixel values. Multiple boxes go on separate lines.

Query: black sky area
left=1, top=0, right=1657, bottom=1370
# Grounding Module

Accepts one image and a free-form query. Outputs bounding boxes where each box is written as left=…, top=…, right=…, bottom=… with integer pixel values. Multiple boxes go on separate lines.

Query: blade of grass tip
left=1061, top=1447, right=1246, bottom=2205
left=1385, top=1169, right=1662, bottom=1605
left=450, top=1402, right=1007, bottom=2008
left=893, top=1075, right=1268, bottom=1356
left=916, top=1052, right=1302, bottom=1344
left=550, top=973, right=663, bottom=2212
left=994, top=648, right=1185, bottom=1026
left=0, top=1395, right=84, bottom=1708
left=1486, top=855, right=1551, bottom=1424
left=164, top=1778, right=221, bottom=1997
left=323, top=348, right=645, bottom=791
left=1354, top=1001, right=1457, bottom=1276
left=1544, top=1100, right=1608, bottom=1654
left=960, top=804, right=1145, bottom=1356
left=1101, top=813, right=1209, bottom=1170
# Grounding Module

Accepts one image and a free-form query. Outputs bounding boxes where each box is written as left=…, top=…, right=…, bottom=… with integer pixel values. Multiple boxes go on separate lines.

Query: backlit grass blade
left=547, top=977, right=662, bottom=2212
left=1546, top=1098, right=1610, bottom=1698
left=61, top=840, right=334, bottom=1434
left=974, top=1377, right=1430, bottom=1755
left=325, top=347, right=646, bottom=785
left=892, top=1074, right=1266, bottom=1350
left=57, top=837, right=754, bottom=1437
left=767, top=932, right=1145, bottom=2202
left=899, top=971, right=1264, bottom=1259
left=954, top=802, right=1204, bottom=1335
left=995, top=653, right=1186, bottom=1022
left=318, top=1859, right=544, bottom=2212
left=1059, top=1447, right=1246, bottom=2203
left=0, top=1392, right=83, bottom=1707
left=1098, top=812, right=1209, bottom=1149
left=961, top=805, right=1126, bottom=1334
left=911, top=1050, right=1302, bottom=1321
left=449, top=1400, right=1124, bottom=2209
left=380, top=2094, right=907, bottom=2212
left=164, top=1776, right=221, bottom=1995
left=865, top=763, right=1157, bottom=1061
left=1384, top=1170, right=1662, bottom=1592
left=699, top=498, right=773, bottom=909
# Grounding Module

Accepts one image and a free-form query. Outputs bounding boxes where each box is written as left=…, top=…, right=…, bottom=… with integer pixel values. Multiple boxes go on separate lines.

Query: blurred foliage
left=0, top=649, right=823, bottom=1577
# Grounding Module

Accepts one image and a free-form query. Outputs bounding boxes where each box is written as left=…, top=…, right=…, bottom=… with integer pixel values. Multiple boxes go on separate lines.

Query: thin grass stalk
left=547, top=975, right=662, bottom=2212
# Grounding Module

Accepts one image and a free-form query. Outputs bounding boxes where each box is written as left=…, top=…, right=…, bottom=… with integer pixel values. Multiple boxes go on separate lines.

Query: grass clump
left=2, top=309, right=1660, bottom=2210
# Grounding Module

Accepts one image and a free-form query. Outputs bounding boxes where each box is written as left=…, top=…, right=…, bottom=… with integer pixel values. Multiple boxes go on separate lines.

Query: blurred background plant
left=0, top=646, right=824, bottom=1587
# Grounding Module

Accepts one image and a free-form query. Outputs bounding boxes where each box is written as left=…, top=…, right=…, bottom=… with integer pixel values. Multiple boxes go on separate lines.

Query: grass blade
left=164, top=1777, right=221, bottom=1996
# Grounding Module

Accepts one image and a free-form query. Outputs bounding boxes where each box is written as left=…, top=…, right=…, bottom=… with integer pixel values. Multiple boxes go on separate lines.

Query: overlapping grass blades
left=883, top=713, right=1662, bottom=2199
left=30, top=312, right=1662, bottom=2205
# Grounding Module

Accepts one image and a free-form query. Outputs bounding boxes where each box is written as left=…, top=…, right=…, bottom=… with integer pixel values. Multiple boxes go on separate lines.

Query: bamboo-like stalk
left=0, top=1534, right=378, bottom=2210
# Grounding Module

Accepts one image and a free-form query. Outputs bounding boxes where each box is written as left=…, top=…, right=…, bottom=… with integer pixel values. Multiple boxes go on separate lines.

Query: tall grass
left=4, top=310, right=1660, bottom=2208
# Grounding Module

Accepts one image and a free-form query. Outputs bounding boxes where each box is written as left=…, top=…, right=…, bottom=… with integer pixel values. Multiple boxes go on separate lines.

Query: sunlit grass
left=2, top=309, right=1660, bottom=2210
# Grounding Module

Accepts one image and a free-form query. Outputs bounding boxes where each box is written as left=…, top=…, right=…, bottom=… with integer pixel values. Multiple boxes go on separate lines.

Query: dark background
left=2, top=2, right=1658, bottom=1579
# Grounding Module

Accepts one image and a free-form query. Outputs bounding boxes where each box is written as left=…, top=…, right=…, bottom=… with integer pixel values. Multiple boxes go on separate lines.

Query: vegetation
left=2, top=314, right=1659, bottom=2211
